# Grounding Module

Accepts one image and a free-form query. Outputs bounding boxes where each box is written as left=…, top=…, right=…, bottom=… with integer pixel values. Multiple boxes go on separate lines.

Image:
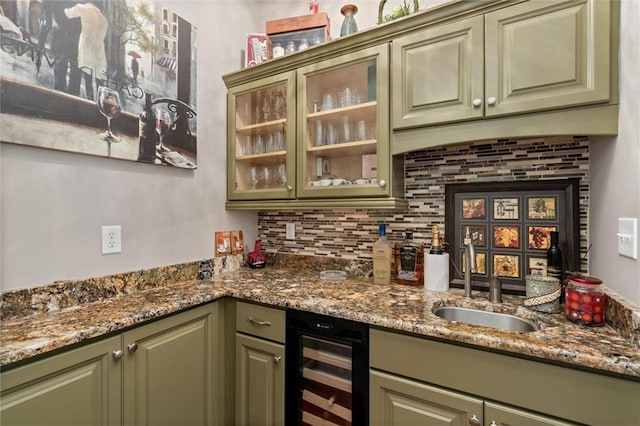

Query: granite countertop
left=2, top=267, right=640, bottom=380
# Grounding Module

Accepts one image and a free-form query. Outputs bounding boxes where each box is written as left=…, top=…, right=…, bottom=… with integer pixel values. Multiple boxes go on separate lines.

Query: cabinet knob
left=112, top=349, right=124, bottom=360
left=487, top=96, right=497, bottom=106
left=127, top=343, right=138, bottom=353
left=489, top=422, right=498, bottom=426
left=286, top=185, right=293, bottom=192
left=472, top=98, right=482, bottom=107
left=273, top=356, right=281, bottom=364
left=378, top=180, right=386, bottom=188
left=469, top=415, right=481, bottom=426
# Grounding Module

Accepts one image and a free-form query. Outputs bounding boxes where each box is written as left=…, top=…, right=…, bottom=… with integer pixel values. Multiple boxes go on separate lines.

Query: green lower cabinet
left=370, top=369, right=483, bottom=425
left=1, top=303, right=220, bottom=426
left=122, top=303, right=218, bottom=426
left=370, top=369, right=576, bottom=426
left=235, top=333, right=285, bottom=426
left=0, top=335, right=122, bottom=426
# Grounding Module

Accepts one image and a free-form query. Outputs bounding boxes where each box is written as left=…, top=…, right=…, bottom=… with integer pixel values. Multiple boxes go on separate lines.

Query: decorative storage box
left=266, top=12, right=330, bottom=59
left=246, top=33, right=268, bottom=67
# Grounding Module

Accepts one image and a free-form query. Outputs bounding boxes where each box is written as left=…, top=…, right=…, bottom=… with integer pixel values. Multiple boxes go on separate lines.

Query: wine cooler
left=285, top=309, right=369, bottom=426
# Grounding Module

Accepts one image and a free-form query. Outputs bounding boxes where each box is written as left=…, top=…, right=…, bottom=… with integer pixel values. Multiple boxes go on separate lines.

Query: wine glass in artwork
left=155, top=109, right=172, bottom=153
left=96, top=86, right=122, bottom=143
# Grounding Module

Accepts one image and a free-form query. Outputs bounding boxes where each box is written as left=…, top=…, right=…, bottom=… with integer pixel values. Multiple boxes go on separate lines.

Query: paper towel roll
left=425, top=253, right=450, bottom=292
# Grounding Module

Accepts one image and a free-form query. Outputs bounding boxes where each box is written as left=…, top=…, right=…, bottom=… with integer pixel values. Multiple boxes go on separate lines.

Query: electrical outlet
left=286, top=222, right=296, bottom=240
left=102, top=225, right=122, bottom=254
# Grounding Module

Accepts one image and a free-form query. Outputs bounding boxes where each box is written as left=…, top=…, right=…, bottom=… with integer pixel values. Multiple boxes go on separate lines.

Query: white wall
left=590, top=0, right=640, bottom=304
left=3, top=0, right=638, bottom=304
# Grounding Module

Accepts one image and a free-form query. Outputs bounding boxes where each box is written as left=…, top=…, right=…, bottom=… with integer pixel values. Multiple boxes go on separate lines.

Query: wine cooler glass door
left=301, top=336, right=353, bottom=425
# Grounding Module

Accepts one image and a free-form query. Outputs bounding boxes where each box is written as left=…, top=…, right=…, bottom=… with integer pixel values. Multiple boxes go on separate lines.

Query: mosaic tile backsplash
left=258, top=136, right=590, bottom=273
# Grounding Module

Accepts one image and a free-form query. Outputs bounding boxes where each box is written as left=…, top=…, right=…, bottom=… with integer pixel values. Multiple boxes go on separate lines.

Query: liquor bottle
left=394, top=230, right=424, bottom=286
left=137, top=92, right=157, bottom=163
left=547, top=231, right=564, bottom=303
left=429, top=225, right=444, bottom=254
left=309, top=0, right=318, bottom=13
left=373, top=223, right=392, bottom=285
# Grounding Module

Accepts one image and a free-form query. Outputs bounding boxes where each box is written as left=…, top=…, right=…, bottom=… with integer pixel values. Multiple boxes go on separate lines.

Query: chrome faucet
left=463, top=227, right=476, bottom=298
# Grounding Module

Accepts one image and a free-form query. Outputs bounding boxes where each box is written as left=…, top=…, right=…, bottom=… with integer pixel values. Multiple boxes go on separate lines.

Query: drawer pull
left=487, top=96, right=497, bottom=106
left=247, top=316, right=272, bottom=327
left=112, top=349, right=124, bottom=360
left=273, top=356, right=281, bottom=364
left=127, top=343, right=138, bottom=353
left=469, top=415, right=481, bottom=426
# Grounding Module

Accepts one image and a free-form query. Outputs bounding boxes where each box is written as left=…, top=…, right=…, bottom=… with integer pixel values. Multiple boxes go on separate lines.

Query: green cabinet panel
left=485, top=0, right=612, bottom=117
left=370, top=369, right=483, bottom=426
left=123, top=303, right=218, bottom=426
left=235, top=333, right=285, bottom=426
left=392, top=15, right=485, bottom=128
left=0, top=336, right=121, bottom=426
left=484, top=402, right=576, bottom=426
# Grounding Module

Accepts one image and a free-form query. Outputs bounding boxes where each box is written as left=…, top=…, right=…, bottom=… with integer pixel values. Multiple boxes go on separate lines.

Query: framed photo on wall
left=445, top=179, right=580, bottom=294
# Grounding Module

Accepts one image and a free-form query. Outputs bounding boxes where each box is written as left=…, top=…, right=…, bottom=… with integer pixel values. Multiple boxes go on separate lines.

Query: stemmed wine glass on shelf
left=155, top=109, right=172, bottom=153
left=96, top=86, right=122, bottom=143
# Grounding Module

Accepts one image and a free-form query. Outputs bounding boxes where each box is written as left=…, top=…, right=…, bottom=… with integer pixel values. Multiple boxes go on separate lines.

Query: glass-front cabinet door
left=227, top=71, right=296, bottom=200
left=297, top=44, right=390, bottom=199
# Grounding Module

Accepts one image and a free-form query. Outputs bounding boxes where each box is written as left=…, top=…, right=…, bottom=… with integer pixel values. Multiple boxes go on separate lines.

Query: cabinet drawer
left=236, top=301, right=285, bottom=343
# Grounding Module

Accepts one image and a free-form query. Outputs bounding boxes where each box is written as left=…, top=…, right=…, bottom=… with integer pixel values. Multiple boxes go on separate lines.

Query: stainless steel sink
left=432, top=306, right=539, bottom=333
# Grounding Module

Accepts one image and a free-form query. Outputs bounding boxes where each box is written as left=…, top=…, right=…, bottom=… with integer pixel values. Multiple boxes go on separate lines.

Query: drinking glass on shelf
left=326, top=121, right=337, bottom=145
left=314, top=120, right=324, bottom=146
left=274, top=129, right=285, bottom=151
left=253, top=133, right=265, bottom=154
left=155, top=109, right=172, bottom=152
left=340, top=116, right=351, bottom=143
left=96, top=86, right=122, bottom=143
left=243, top=135, right=253, bottom=155
left=322, top=92, right=335, bottom=111
left=263, top=165, right=273, bottom=188
left=273, top=88, right=285, bottom=119
left=261, top=91, right=271, bottom=122
left=265, top=133, right=275, bottom=153
left=339, top=87, right=352, bottom=108
left=356, top=120, right=367, bottom=141
left=249, top=166, right=260, bottom=189
left=276, top=163, right=287, bottom=188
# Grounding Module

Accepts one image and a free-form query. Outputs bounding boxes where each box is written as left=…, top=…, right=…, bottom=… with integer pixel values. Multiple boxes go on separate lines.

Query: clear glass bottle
left=285, top=40, right=297, bottom=55
left=394, top=230, right=424, bottom=286
left=272, top=42, right=285, bottom=58
left=373, top=223, right=392, bottom=285
left=340, top=4, right=358, bottom=37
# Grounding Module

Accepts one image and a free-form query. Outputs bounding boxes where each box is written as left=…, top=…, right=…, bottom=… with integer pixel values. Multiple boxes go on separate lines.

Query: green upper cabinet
left=296, top=44, right=394, bottom=199
left=485, top=0, right=612, bottom=117
left=392, top=0, right=614, bottom=130
left=225, top=43, right=406, bottom=210
left=0, top=336, right=122, bottom=426
left=227, top=71, right=297, bottom=201
left=392, top=15, right=485, bottom=128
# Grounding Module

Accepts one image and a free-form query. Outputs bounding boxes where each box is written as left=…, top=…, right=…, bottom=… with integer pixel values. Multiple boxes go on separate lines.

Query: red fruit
left=570, top=292, right=580, bottom=302
left=570, top=310, right=580, bottom=320
left=580, top=304, right=593, bottom=312
left=593, top=313, right=603, bottom=323
left=582, top=313, right=592, bottom=323
left=581, top=294, right=592, bottom=303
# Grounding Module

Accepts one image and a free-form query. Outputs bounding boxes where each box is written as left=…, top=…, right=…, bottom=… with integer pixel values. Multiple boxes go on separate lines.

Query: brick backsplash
left=258, top=136, right=590, bottom=271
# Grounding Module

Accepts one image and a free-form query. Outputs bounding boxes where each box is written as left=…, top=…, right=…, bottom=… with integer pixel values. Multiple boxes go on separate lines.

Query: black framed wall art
left=445, top=179, right=580, bottom=294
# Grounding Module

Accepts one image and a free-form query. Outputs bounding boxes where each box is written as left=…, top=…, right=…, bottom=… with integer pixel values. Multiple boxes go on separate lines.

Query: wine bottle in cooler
left=137, top=92, right=157, bottom=163
left=547, top=231, right=564, bottom=303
